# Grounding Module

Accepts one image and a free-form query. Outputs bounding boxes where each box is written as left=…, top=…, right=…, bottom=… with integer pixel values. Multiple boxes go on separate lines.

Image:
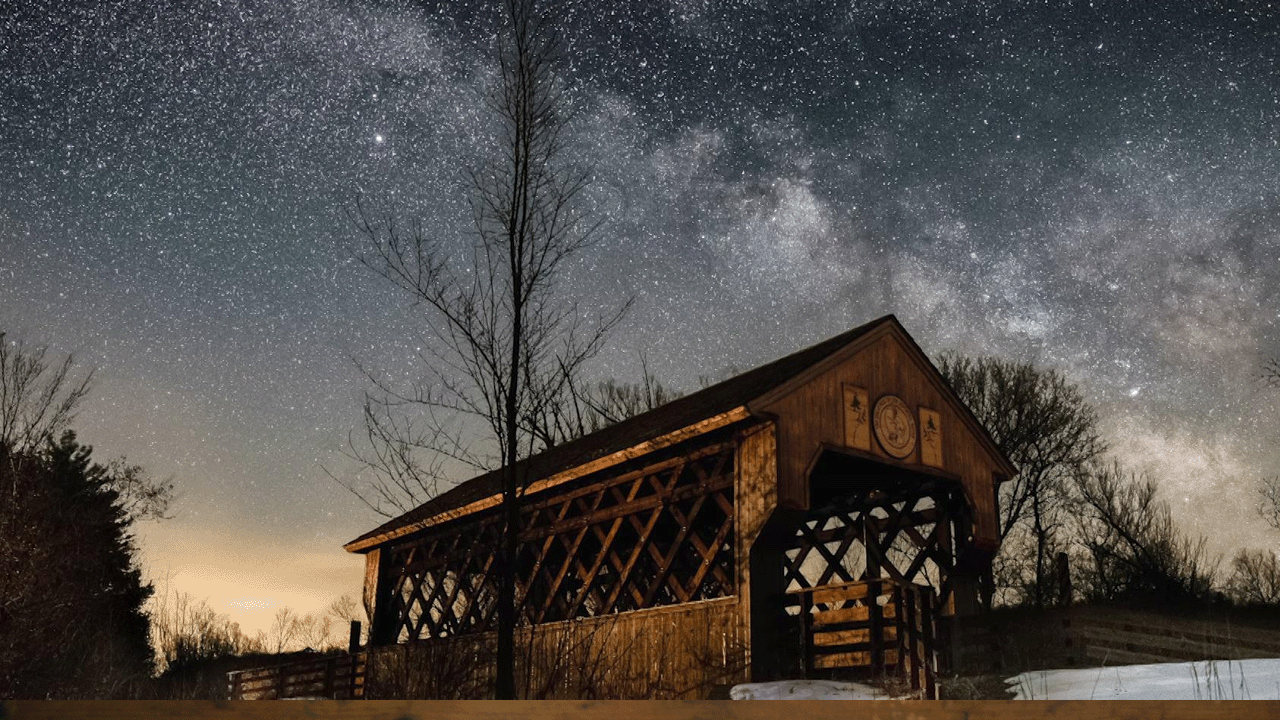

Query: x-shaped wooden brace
left=430, top=524, right=494, bottom=637
left=674, top=489, right=736, bottom=599
left=534, top=489, right=609, bottom=623
left=414, top=527, right=483, bottom=638
left=783, top=530, right=817, bottom=590
left=563, top=473, right=648, bottom=619
left=812, top=513, right=864, bottom=588
left=640, top=490, right=709, bottom=608
left=515, top=499, right=575, bottom=618
left=602, top=464, right=687, bottom=608
left=599, top=472, right=674, bottom=613
left=453, top=539, right=499, bottom=633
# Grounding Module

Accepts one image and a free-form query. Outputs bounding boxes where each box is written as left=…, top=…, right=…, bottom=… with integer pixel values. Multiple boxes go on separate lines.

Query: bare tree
left=324, top=594, right=365, bottom=648
left=1263, top=358, right=1280, bottom=389
left=148, top=575, right=263, bottom=675
left=526, top=358, right=677, bottom=448
left=293, top=612, right=335, bottom=652
left=326, top=594, right=360, bottom=625
left=937, top=354, right=1105, bottom=607
left=1258, top=476, right=1280, bottom=531
left=1071, top=461, right=1218, bottom=604
left=1225, top=548, right=1280, bottom=605
left=342, top=0, right=626, bottom=698
left=267, top=608, right=300, bottom=655
left=0, top=330, right=93, bottom=463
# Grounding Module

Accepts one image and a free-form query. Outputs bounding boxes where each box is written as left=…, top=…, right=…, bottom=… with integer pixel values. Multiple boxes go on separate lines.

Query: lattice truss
left=783, top=482, right=971, bottom=614
left=383, top=443, right=736, bottom=642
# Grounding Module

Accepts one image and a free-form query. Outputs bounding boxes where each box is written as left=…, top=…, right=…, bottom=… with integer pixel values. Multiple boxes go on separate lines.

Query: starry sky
left=3, top=0, right=1279, bottom=634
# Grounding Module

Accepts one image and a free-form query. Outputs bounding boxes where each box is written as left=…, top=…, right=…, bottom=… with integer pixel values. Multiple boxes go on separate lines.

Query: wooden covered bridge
left=342, top=315, right=1015, bottom=699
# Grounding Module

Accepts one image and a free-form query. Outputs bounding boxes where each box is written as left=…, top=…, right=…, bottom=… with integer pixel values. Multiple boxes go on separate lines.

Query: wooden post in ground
left=902, top=585, right=919, bottom=694
left=1057, top=552, right=1072, bottom=607
left=868, top=580, right=883, bottom=678
left=920, top=590, right=936, bottom=700
left=800, top=591, right=813, bottom=677
left=347, top=619, right=363, bottom=700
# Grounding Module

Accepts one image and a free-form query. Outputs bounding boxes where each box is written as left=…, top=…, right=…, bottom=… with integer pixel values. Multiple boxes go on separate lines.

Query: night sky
left=3, top=0, right=1279, bottom=633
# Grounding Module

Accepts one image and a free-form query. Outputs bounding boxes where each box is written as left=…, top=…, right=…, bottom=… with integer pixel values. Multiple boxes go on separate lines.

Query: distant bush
left=143, top=582, right=363, bottom=698
left=1224, top=549, right=1280, bottom=606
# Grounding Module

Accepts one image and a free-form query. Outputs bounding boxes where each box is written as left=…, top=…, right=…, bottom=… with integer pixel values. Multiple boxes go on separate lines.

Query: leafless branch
left=0, top=330, right=94, bottom=465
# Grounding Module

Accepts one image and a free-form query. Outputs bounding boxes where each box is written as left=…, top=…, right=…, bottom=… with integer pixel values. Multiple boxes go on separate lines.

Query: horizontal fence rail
left=1070, top=609, right=1280, bottom=667
left=786, top=578, right=937, bottom=699
left=227, top=651, right=366, bottom=700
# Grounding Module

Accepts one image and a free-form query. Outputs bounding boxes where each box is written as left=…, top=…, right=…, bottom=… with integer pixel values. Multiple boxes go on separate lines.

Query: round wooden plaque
left=873, top=395, right=916, bottom=459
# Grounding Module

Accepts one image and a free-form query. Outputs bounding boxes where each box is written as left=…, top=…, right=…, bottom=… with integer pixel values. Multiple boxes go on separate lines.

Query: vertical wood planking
left=362, top=598, right=746, bottom=699
left=756, top=331, right=1004, bottom=544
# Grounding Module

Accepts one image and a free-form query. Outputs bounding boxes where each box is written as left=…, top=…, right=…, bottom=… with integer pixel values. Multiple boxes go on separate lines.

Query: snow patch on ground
left=732, top=658, right=1280, bottom=700
left=730, top=679, right=907, bottom=700
left=1007, top=658, right=1280, bottom=700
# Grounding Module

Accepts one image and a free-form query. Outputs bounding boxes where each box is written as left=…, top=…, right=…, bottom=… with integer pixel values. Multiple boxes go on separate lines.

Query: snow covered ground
left=1007, top=658, right=1280, bottom=700
left=731, top=658, right=1280, bottom=700
left=730, top=679, right=909, bottom=700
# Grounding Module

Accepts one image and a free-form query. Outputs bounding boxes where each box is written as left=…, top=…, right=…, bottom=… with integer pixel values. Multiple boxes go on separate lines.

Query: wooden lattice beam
left=372, top=440, right=737, bottom=641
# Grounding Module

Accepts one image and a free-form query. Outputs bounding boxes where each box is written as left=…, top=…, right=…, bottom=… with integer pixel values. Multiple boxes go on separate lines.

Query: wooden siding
left=733, top=421, right=778, bottom=677
left=365, top=597, right=747, bottom=699
left=755, top=329, right=1003, bottom=544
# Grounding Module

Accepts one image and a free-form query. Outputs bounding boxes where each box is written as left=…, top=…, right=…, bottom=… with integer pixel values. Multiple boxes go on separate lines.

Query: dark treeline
left=0, top=330, right=360, bottom=699
left=0, top=432, right=159, bottom=698
left=940, top=353, right=1275, bottom=611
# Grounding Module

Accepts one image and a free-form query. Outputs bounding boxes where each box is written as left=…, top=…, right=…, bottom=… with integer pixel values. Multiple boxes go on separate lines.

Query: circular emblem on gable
left=873, top=395, right=916, bottom=459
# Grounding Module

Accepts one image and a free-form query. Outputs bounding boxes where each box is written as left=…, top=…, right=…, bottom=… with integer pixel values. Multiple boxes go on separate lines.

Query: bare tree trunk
left=343, top=0, right=627, bottom=696
left=1032, top=496, right=1046, bottom=608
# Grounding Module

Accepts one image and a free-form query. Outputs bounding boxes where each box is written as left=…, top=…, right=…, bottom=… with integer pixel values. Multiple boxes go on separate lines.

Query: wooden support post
left=364, top=548, right=399, bottom=646
left=868, top=579, right=883, bottom=676
left=901, top=585, right=918, bottom=692
left=350, top=652, right=361, bottom=699
left=1057, top=551, right=1073, bottom=607
left=349, top=620, right=361, bottom=653
left=921, top=590, right=936, bottom=700
left=325, top=656, right=335, bottom=699
left=276, top=663, right=286, bottom=700
left=801, top=591, right=814, bottom=677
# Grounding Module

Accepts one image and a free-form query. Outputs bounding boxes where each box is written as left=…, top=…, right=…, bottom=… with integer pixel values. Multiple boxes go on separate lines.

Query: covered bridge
left=343, top=315, right=1015, bottom=698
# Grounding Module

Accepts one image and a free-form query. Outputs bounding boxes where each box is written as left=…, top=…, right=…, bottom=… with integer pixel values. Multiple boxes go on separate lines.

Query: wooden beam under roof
left=343, top=406, right=752, bottom=553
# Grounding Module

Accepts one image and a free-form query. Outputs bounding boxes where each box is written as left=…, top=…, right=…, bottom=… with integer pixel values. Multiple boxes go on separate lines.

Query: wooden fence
left=365, top=596, right=748, bottom=699
left=787, top=579, right=937, bottom=699
left=227, top=652, right=365, bottom=700
left=941, top=604, right=1280, bottom=675
left=1070, top=608, right=1280, bottom=667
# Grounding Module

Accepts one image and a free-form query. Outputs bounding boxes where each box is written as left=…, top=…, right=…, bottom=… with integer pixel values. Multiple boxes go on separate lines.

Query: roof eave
left=342, top=405, right=755, bottom=553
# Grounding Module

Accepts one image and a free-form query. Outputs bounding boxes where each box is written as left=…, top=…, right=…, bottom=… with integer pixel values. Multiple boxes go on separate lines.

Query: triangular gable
left=749, top=317, right=1016, bottom=480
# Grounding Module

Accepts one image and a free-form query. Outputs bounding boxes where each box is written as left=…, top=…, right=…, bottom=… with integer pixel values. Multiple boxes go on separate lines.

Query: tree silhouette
left=1, top=432, right=162, bottom=697
left=938, top=353, right=1105, bottom=607
left=343, top=0, right=626, bottom=697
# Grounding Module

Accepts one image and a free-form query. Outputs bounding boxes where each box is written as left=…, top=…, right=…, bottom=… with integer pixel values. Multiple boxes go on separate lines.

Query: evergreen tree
left=0, top=432, right=157, bottom=698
